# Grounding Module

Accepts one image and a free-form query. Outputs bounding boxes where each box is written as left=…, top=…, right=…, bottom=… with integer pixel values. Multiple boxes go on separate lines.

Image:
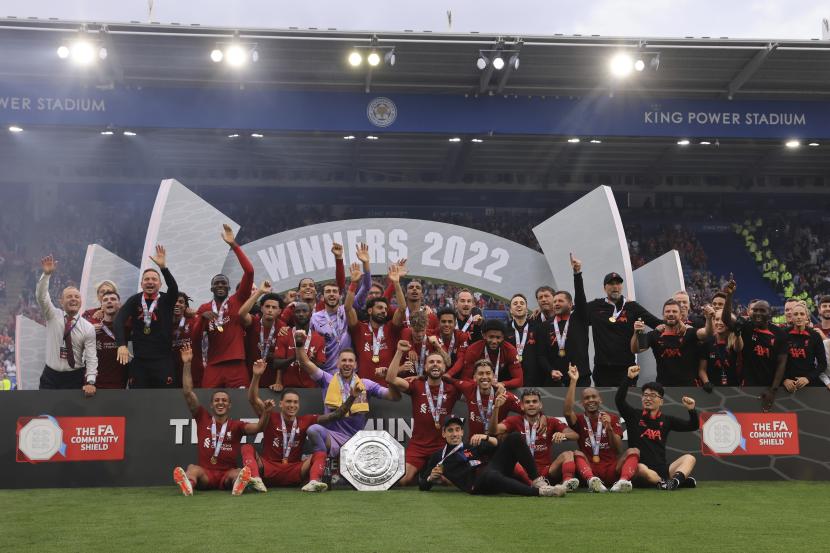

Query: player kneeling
left=173, top=345, right=271, bottom=496
left=419, top=417, right=566, bottom=497
left=564, top=364, right=639, bottom=493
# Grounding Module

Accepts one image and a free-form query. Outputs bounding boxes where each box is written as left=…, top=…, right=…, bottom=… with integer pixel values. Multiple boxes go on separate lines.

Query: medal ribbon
left=280, top=414, right=299, bottom=461
left=484, top=348, right=502, bottom=380
left=210, top=298, right=229, bottom=331
left=512, top=322, right=529, bottom=357
left=210, top=417, right=229, bottom=460
left=141, top=294, right=159, bottom=330
left=475, top=386, right=494, bottom=425
left=259, top=322, right=276, bottom=359
left=585, top=413, right=605, bottom=458
left=553, top=316, right=570, bottom=352
left=416, top=335, right=428, bottom=376
left=438, top=443, right=464, bottom=465
left=523, top=417, right=539, bottom=450
left=370, top=324, right=384, bottom=360
left=424, top=380, right=445, bottom=428
left=606, top=297, right=626, bottom=321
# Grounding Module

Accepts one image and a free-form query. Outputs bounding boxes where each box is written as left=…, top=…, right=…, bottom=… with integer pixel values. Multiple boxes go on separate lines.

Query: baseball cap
left=443, top=416, right=464, bottom=429
left=603, top=272, right=624, bottom=285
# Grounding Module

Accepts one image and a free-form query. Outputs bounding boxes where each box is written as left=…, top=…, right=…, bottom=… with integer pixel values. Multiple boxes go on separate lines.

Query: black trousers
left=473, top=432, right=540, bottom=496
left=592, top=363, right=630, bottom=387
left=129, top=356, right=175, bottom=389
left=39, top=365, right=84, bottom=390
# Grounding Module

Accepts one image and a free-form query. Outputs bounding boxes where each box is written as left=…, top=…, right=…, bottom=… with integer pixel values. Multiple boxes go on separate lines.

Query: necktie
left=64, top=315, right=76, bottom=369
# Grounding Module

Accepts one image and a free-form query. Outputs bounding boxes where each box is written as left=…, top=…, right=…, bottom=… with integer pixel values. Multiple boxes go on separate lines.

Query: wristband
left=348, top=282, right=358, bottom=293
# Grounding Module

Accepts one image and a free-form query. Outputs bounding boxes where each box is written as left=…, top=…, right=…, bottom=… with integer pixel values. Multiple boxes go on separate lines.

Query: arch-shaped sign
left=221, top=218, right=554, bottom=303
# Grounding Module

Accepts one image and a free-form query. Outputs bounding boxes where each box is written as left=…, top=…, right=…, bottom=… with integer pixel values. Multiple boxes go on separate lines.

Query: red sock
left=561, top=459, right=575, bottom=482
left=620, top=452, right=640, bottom=481
left=240, top=444, right=260, bottom=478
left=513, top=463, right=532, bottom=485
left=309, top=451, right=326, bottom=482
left=188, top=478, right=197, bottom=487
left=574, top=455, right=594, bottom=480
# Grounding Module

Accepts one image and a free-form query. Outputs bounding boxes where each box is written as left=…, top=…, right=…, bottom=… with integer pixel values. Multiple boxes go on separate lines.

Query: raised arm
left=427, top=335, right=452, bottom=368
left=243, top=399, right=275, bottom=435
left=722, top=277, right=736, bottom=329
left=388, top=264, right=406, bottom=328
left=570, top=254, right=587, bottom=318
left=615, top=365, right=641, bottom=423
left=344, top=265, right=361, bottom=329
left=223, top=224, right=254, bottom=303
left=385, top=340, right=412, bottom=393
left=563, top=364, right=580, bottom=426
left=36, top=256, right=58, bottom=321
left=488, top=393, right=509, bottom=437
left=353, top=243, right=372, bottom=308
left=180, top=344, right=200, bottom=417
left=239, top=281, right=271, bottom=327
left=248, top=358, right=267, bottom=416
left=331, top=243, right=346, bottom=293
left=666, top=396, right=700, bottom=432
left=149, top=245, right=177, bottom=300
left=696, top=305, right=715, bottom=340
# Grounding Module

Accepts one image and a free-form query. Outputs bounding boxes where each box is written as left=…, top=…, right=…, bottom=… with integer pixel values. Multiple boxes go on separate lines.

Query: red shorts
left=199, top=466, right=235, bottom=490
left=591, top=461, right=619, bottom=486
left=262, top=459, right=305, bottom=486
left=405, top=442, right=440, bottom=471
left=202, top=360, right=249, bottom=388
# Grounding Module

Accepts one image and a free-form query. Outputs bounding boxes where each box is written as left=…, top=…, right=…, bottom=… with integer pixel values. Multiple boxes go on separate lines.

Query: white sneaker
left=301, top=479, right=329, bottom=493
left=564, top=477, right=580, bottom=492
left=231, top=466, right=251, bottom=496
left=173, top=466, right=193, bottom=496
left=531, top=476, right=550, bottom=489
left=610, top=479, right=633, bottom=493
left=249, top=476, right=268, bottom=493
left=539, top=484, right=567, bottom=497
left=588, top=476, right=608, bottom=493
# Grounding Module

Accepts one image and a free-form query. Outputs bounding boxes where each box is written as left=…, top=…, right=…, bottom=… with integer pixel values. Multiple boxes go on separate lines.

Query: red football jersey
left=194, top=406, right=248, bottom=471
left=260, top=413, right=319, bottom=464
left=274, top=329, right=326, bottom=388
left=406, top=378, right=460, bottom=450
left=244, top=315, right=286, bottom=387
left=349, top=321, right=402, bottom=384
left=502, top=414, right=568, bottom=472
left=573, top=412, right=623, bottom=464
left=95, top=320, right=127, bottom=389
left=454, top=379, right=522, bottom=436
left=458, top=341, right=523, bottom=388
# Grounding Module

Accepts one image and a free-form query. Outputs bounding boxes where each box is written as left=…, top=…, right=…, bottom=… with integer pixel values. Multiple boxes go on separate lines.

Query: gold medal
left=217, top=326, right=224, bottom=333
left=372, top=355, right=380, bottom=363
left=210, top=456, right=217, bottom=465
left=608, top=317, right=616, bottom=323
left=516, top=354, right=523, bottom=362
left=558, top=349, right=566, bottom=358
left=434, top=422, right=441, bottom=430
left=282, top=458, right=288, bottom=464
left=143, top=326, right=151, bottom=335
left=592, top=455, right=600, bottom=463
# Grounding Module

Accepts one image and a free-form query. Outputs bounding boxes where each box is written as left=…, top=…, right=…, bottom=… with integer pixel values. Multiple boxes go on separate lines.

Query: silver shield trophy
left=340, top=430, right=405, bottom=491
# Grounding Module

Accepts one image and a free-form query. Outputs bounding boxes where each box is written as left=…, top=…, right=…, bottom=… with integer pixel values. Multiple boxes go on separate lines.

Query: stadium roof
left=1, top=19, right=829, bottom=188
left=1, top=18, right=829, bottom=98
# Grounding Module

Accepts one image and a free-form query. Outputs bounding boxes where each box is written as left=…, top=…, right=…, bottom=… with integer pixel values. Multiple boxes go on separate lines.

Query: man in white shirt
left=36, top=255, right=97, bottom=397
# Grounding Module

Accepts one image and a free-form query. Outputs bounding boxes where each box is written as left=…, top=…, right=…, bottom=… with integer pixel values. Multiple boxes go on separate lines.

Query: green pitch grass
left=4, top=482, right=828, bottom=553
